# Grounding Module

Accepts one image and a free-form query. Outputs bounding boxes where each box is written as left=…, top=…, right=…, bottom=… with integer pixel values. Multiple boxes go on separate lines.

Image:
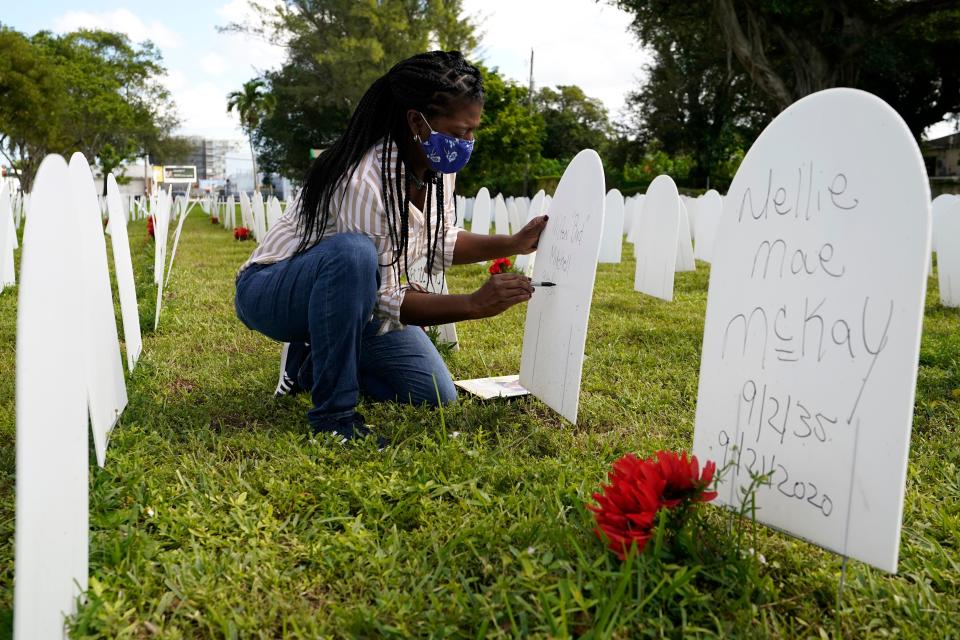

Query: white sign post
left=15, top=155, right=89, bottom=639
left=933, top=195, right=960, bottom=306
left=693, top=190, right=722, bottom=263
left=599, top=189, right=624, bottom=264
left=634, top=175, right=680, bottom=301
left=519, top=149, right=606, bottom=424
left=406, top=258, right=459, bottom=349
left=71, top=153, right=128, bottom=468
left=0, top=181, right=16, bottom=290
left=107, top=174, right=143, bottom=372
left=470, top=187, right=491, bottom=235
left=692, top=88, right=931, bottom=573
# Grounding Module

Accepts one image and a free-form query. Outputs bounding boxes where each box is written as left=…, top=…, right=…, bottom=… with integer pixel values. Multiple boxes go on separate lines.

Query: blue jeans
left=235, top=233, right=457, bottom=430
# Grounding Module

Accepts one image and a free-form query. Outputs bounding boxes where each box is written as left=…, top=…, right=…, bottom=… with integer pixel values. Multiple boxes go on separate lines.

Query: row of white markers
left=7, top=88, right=956, bottom=637
left=8, top=154, right=257, bottom=637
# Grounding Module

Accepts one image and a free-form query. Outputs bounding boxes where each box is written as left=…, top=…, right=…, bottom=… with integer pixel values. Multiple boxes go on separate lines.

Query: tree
left=455, top=66, right=545, bottom=195
left=222, top=0, right=479, bottom=180
left=0, top=27, right=180, bottom=193
left=613, top=0, right=960, bottom=138
left=619, top=3, right=772, bottom=189
left=227, top=79, right=276, bottom=192
left=536, top=85, right=612, bottom=161
left=0, top=27, right=68, bottom=193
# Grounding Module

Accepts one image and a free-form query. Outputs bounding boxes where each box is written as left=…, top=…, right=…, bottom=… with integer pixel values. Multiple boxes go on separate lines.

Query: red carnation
left=234, top=226, right=251, bottom=241
left=146, top=215, right=155, bottom=239
left=489, top=257, right=513, bottom=275
left=588, top=451, right=717, bottom=561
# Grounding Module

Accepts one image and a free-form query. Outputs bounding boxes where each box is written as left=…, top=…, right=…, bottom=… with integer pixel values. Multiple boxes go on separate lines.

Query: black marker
left=530, top=281, right=556, bottom=287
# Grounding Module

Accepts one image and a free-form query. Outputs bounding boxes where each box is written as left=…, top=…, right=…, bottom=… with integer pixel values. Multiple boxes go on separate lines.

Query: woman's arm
left=452, top=215, right=549, bottom=264
left=399, top=273, right=534, bottom=326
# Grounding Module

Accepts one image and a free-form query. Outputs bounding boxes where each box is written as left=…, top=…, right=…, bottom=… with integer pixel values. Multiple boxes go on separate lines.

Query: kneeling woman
left=235, top=51, right=547, bottom=446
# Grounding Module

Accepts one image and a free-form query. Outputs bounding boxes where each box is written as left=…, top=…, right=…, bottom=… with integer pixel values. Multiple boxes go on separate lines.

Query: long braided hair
left=295, top=51, right=484, bottom=285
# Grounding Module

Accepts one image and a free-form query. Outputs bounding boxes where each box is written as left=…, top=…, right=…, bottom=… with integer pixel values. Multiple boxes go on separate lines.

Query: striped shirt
left=240, top=140, right=461, bottom=334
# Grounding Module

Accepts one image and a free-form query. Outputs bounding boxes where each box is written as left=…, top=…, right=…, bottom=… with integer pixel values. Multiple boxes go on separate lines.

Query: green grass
left=0, top=208, right=958, bottom=638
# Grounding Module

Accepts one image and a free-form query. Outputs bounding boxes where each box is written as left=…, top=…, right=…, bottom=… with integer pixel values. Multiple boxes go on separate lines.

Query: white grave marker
left=599, top=189, right=624, bottom=264
left=494, top=193, right=510, bottom=235
left=406, top=257, right=459, bottom=349
left=519, top=149, right=605, bottom=424
left=0, top=181, right=16, bottom=290
left=692, top=88, right=930, bottom=573
left=675, top=199, right=696, bottom=272
left=471, top=187, right=491, bottom=235
left=934, top=195, right=960, bottom=306
left=515, top=190, right=546, bottom=276
left=693, top=190, right=722, bottom=262
left=628, top=195, right=646, bottom=245
left=633, top=175, right=680, bottom=301
left=70, top=153, right=128, bottom=467
left=15, top=155, right=89, bottom=638
left=107, top=175, right=143, bottom=372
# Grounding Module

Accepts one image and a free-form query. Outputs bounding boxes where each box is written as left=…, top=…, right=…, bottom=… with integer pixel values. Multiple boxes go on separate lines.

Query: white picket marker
left=0, top=181, right=16, bottom=290
left=15, top=155, right=89, bottom=639
left=692, top=88, right=930, bottom=573
left=153, top=186, right=172, bottom=330
left=515, top=190, right=546, bottom=276
left=407, top=257, right=459, bottom=349
left=519, top=150, right=606, bottom=424
left=252, top=191, right=267, bottom=241
left=683, top=195, right=698, bottom=242
left=934, top=195, right=960, bottom=306
left=471, top=187, right=491, bottom=236
left=623, top=195, right=635, bottom=237
left=268, top=196, right=283, bottom=230
left=507, top=198, right=522, bottom=234
left=629, top=195, right=646, bottom=245
left=599, top=189, right=624, bottom=263
left=693, top=190, right=722, bottom=262
left=70, top=153, right=128, bottom=467
left=931, top=194, right=956, bottom=255
left=106, top=175, right=142, bottom=372
left=225, top=195, right=236, bottom=230
left=675, top=199, right=696, bottom=272
left=494, top=193, right=510, bottom=236
left=239, top=191, right=252, bottom=230
left=634, top=175, right=680, bottom=301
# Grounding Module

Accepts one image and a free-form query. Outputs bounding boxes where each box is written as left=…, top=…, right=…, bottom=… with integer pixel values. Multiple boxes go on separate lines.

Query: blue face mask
left=417, top=112, right=474, bottom=174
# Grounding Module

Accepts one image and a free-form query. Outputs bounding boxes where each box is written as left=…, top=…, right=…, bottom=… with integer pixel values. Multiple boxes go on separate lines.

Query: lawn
left=0, top=208, right=958, bottom=638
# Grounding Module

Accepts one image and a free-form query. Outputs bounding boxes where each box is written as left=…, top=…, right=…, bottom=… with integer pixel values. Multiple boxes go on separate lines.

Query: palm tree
left=227, top=79, right=276, bottom=193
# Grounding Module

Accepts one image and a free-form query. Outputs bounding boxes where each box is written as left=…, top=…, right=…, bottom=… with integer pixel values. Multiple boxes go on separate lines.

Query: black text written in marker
left=530, top=281, right=556, bottom=287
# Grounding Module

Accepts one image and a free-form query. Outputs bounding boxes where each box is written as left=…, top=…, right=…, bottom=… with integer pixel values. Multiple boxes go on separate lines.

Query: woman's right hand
left=469, top=274, right=533, bottom=319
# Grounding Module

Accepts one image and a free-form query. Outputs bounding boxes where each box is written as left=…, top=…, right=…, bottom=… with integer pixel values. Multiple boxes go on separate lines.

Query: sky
left=5, top=0, right=956, bottom=168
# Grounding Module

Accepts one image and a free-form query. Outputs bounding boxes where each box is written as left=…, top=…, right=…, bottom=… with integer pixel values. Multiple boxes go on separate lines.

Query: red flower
left=651, top=451, right=718, bottom=507
left=489, top=257, right=513, bottom=275
left=588, top=454, right=665, bottom=559
left=234, top=226, right=251, bottom=241
left=211, top=216, right=219, bottom=224
left=146, top=215, right=155, bottom=239
left=588, top=451, right=717, bottom=560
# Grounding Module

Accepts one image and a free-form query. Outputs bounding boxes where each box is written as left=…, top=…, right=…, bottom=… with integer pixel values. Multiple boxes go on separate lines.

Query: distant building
left=185, top=137, right=241, bottom=180
left=923, top=132, right=960, bottom=196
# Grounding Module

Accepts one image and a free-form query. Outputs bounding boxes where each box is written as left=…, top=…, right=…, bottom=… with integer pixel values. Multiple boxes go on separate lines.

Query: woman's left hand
left=511, top=215, right=549, bottom=255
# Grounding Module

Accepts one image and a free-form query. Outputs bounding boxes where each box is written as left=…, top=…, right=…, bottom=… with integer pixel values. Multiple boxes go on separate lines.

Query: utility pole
left=523, top=48, right=535, bottom=196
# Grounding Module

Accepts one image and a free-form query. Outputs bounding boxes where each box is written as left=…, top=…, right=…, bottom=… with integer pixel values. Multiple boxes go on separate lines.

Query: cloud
left=201, top=53, right=227, bottom=75
left=53, top=8, right=182, bottom=48
left=461, top=0, right=650, bottom=120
